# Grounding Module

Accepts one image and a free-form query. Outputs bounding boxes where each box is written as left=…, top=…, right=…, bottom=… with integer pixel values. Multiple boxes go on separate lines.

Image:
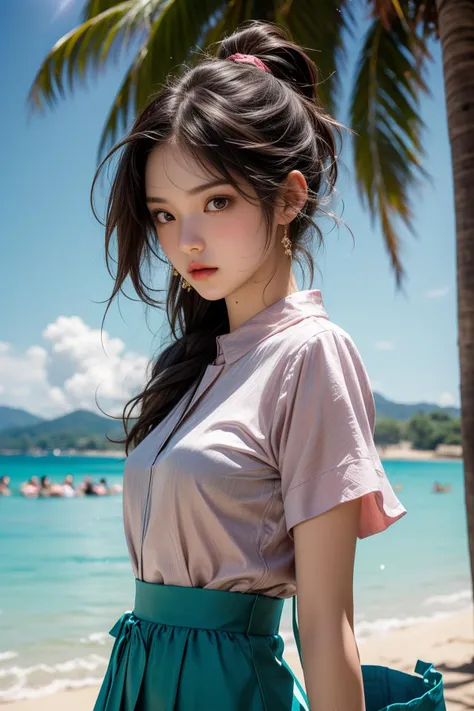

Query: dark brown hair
left=91, top=20, right=347, bottom=454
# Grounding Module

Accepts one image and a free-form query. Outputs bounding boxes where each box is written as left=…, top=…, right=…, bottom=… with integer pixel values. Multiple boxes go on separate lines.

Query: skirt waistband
left=133, top=579, right=285, bottom=636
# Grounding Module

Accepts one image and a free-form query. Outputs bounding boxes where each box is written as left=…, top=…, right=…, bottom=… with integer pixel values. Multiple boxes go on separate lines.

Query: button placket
left=138, top=364, right=224, bottom=579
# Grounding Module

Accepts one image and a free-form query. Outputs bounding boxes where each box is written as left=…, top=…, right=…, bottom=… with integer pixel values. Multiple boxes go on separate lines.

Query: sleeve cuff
left=283, top=458, right=407, bottom=540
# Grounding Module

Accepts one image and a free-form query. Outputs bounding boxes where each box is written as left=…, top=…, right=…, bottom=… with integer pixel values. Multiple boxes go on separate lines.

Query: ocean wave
left=354, top=611, right=455, bottom=643
left=0, top=674, right=104, bottom=702
left=280, top=605, right=472, bottom=653
left=0, top=654, right=107, bottom=680
left=0, top=653, right=108, bottom=701
left=0, top=652, right=17, bottom=662
left=423, top=589, right=472, bottom=607
left=79, top=632, right=110, bottom=646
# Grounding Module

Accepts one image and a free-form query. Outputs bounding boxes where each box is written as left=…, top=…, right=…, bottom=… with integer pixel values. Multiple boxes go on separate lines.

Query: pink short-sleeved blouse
left=123, top=289, right=406, bottom=598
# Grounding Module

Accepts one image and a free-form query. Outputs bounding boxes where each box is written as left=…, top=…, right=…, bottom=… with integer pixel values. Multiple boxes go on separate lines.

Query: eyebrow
left=146, top=179, right=232, bottom=204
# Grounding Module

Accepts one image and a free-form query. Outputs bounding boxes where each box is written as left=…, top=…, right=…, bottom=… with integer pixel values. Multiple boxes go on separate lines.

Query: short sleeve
left=270, top=328, right=407, bottom=540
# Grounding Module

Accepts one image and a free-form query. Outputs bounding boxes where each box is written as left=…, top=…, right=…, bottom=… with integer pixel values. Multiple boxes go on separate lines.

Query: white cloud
left=0, top=317, right=149, bottom=419
left=375, top=341, right=394, bottom=351
left=437, top=392, right=457, bottom=408
left=426, top=287, right=450, bottom=299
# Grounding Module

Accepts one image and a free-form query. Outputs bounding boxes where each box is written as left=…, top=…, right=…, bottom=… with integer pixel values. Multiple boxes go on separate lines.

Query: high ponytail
left=217, top=21, right=319, bottom=102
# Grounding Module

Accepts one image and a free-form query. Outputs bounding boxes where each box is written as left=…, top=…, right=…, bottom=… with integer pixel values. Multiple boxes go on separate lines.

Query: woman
left=83, top=476, right=99, bottom=496
left=0, top=475, right=11, bottom=496
left=95, top=477, right=110, bottom=496
left=91, top=21, right=441, bottom=711
left=61, top=474, right=76, bottom=497
left=38, top=475, right=52, bottom=497
left=20, top=475, right=40, bottom=497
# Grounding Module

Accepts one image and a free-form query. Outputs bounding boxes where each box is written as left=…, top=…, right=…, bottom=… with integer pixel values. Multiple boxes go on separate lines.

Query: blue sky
left=0, top=1, right=459, bottom=418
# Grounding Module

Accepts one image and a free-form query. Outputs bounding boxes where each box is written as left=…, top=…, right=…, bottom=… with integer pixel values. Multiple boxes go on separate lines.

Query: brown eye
left=151, top=210, right=173, bottom=224
left=207, top=196, right=233, bottom=212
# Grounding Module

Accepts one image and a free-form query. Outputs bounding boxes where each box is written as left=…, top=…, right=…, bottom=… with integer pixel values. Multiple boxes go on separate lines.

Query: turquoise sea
left=0, top=455, right=470, bottom=702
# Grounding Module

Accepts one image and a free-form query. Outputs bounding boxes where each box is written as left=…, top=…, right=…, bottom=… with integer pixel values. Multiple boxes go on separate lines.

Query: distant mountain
left=373, top=393, right=460, bottom=420
left=0, top=394, right=460, bottom=453
left=0, top=407, right=125, bottom=451
left=0, top=406, right=44, bottom=432
left=0, top=409, right=122, bottom=438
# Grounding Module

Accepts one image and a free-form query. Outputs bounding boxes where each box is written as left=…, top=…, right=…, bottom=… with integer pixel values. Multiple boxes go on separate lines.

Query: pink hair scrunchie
left=227, top=53, right=271, bottom=73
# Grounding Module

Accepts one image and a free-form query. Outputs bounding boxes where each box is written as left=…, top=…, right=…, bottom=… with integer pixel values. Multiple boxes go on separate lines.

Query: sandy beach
left=376, top=442, right=462, bottom=461
left=4, top=606, right=473, bottom=710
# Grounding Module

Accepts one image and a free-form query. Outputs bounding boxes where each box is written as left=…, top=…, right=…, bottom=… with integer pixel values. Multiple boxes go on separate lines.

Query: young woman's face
left=144, top=143, right=279, bottom=300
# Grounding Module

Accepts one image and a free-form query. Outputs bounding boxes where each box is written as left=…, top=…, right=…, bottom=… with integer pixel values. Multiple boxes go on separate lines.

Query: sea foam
left=0, top=654, right=108, bottom=702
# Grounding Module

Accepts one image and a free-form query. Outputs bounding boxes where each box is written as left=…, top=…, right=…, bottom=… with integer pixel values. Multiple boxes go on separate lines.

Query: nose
left=178, top=215, right=205, bottom=254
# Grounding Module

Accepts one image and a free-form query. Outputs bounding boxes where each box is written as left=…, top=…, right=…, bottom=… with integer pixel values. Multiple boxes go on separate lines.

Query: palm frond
left=81, top=0, right=127, bottom=21
left=281, top=0, right=354, bottom=115
left=200, top=0, right=253, bottom=52
left=96, top=44, right=148, bottom=162
left=27, top=0, right=155, bottom=112
left=349, top=17, right=432, bottom=287
left=372, top=0, right=402, bottom=31
left=96, top=0, right=226, bottom=159
left=388, top=0, right=439, bottom=38
left=132, top=0, right=226, bottom=109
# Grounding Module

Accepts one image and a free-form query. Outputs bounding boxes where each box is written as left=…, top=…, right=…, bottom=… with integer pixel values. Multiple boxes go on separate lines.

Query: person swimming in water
left=432, top=481, right=452, bottom=493
left=38, top=475, right=53, bottom=497
left=20, top=476, right=40, bottom=497
left=83, top=476, right=99, bottom=496
left=0, top=475, right=11, bottom=496
left=61, top=474, right=77, bottom=497
left=94, top=478, right=110, bottom=495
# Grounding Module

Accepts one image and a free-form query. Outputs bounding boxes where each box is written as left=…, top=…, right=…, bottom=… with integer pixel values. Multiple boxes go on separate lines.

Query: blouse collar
left=214, top=289, right=328, bottom=365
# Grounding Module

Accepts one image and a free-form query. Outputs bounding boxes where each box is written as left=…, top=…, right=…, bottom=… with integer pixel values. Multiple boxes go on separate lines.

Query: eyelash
left=150, top=195, right=235, bottom=225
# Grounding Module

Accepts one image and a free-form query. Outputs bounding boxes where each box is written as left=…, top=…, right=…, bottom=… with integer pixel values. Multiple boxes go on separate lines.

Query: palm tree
left=29, top=0, right=474, bottom=614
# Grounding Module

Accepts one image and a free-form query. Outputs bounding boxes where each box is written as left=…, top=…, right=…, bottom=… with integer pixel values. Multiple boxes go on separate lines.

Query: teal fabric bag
left=282, top=595, right=447, bottom=711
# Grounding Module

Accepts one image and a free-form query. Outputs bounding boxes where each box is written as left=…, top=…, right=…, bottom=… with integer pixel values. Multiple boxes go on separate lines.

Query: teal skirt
left=93, top=579, right=446, bottom=711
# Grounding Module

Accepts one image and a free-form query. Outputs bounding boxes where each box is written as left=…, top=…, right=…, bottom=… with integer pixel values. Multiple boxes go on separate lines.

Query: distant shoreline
left=0, top=445, right=462, bottom=461
left=377, top=443, right=462, bottom=461
left=0, top=449, right=126, bottom=459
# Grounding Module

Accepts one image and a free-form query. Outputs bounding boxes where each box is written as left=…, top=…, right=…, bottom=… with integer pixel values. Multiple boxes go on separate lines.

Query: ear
left=277, top=171, right=308, bottom=226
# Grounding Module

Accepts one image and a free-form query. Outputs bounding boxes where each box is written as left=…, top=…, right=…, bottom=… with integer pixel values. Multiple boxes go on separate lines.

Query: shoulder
left=263, top=314, right=365, bottom=381
left=265, top=316, right=375, bottom=426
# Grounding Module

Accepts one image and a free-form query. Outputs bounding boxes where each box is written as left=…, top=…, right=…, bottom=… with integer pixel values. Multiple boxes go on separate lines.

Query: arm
left=293, top=497, right=365, bottom=711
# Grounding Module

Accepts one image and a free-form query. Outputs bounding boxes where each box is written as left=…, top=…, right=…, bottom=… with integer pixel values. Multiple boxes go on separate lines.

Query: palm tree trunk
left=435, top=0, right=474, bottom=628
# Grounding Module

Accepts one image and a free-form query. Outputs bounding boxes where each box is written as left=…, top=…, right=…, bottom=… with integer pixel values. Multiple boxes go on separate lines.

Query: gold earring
left=281, top=225, right=292, bottom=258
left=173, top=267, right=192, bottom=292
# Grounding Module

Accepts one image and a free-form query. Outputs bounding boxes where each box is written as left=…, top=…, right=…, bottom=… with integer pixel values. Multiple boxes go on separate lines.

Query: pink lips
left=189, top=268, right=218, bottom=280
